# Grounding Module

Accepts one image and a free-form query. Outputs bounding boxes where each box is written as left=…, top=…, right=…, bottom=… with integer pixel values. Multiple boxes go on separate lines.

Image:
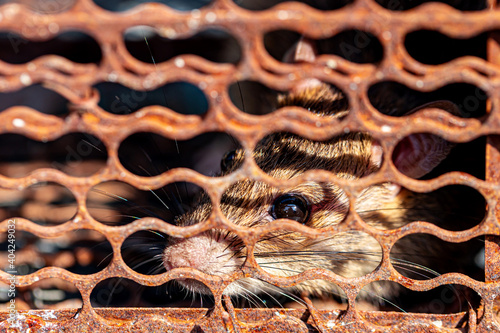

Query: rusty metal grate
left=0, top=0, right=498, bottom=331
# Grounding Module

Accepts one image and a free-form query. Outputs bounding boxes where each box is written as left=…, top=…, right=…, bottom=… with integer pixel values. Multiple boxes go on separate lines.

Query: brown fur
left=163, top=83, right=481, bottom=304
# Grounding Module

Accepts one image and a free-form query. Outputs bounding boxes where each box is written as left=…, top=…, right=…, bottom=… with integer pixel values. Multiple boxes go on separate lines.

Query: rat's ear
left=283, top=37, right=317, bottom=63
left=283, top=37, right=323, bottom=90
left=391, top=100, right=460, bottom=179
left=392, top=133, right=454, bottom=179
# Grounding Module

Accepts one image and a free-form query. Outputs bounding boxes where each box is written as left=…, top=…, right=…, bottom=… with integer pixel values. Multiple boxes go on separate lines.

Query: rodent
left=162, top=38, right=483, bottom=308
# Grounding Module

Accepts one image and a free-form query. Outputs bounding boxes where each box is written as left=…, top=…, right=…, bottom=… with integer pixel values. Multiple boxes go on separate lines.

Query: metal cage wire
left=0, top=0, right=498, bottom=331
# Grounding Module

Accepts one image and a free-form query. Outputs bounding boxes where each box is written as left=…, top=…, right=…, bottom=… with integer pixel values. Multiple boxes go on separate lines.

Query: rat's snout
left=163, top=248, right=194, bottom=271
left=163, top=233, right=238, bottom=276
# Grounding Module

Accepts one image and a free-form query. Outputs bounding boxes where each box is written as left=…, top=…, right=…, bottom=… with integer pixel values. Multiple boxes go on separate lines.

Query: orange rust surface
left=0, top=0, right=498, bottom=332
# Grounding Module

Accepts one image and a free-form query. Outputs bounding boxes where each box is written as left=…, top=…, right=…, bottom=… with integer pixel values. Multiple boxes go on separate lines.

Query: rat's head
left=162, top=38, right=457, bottom=298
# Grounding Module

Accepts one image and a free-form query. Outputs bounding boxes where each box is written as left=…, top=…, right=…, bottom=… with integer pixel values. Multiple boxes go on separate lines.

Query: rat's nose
left=163, top=233, right=237, bottom=276
left=163, top=235, right=220, bottom=274
left=163, top=253, right=192, bottom=271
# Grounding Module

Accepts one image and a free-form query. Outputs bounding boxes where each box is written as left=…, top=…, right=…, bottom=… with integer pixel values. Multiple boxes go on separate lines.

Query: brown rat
left=162, top=39, right=482, bottom=307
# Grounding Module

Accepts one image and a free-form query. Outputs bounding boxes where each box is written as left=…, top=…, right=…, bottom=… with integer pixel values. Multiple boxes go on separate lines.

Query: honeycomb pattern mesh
left=0, top=0, right=499, bottom=331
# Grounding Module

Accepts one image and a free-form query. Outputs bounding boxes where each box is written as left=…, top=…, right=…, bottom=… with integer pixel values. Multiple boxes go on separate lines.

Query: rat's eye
left=221, top=150, right=237, bottom=172
left=270, top=194, right=310, bottom=224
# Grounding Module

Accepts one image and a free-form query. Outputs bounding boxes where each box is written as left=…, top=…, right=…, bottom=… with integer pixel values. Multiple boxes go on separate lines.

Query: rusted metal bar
left=484, top=0, right=500, bottom=326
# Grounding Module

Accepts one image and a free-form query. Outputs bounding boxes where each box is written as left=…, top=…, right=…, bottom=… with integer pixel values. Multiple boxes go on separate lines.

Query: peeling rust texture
left=0, top=0, right=499, bottom=332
